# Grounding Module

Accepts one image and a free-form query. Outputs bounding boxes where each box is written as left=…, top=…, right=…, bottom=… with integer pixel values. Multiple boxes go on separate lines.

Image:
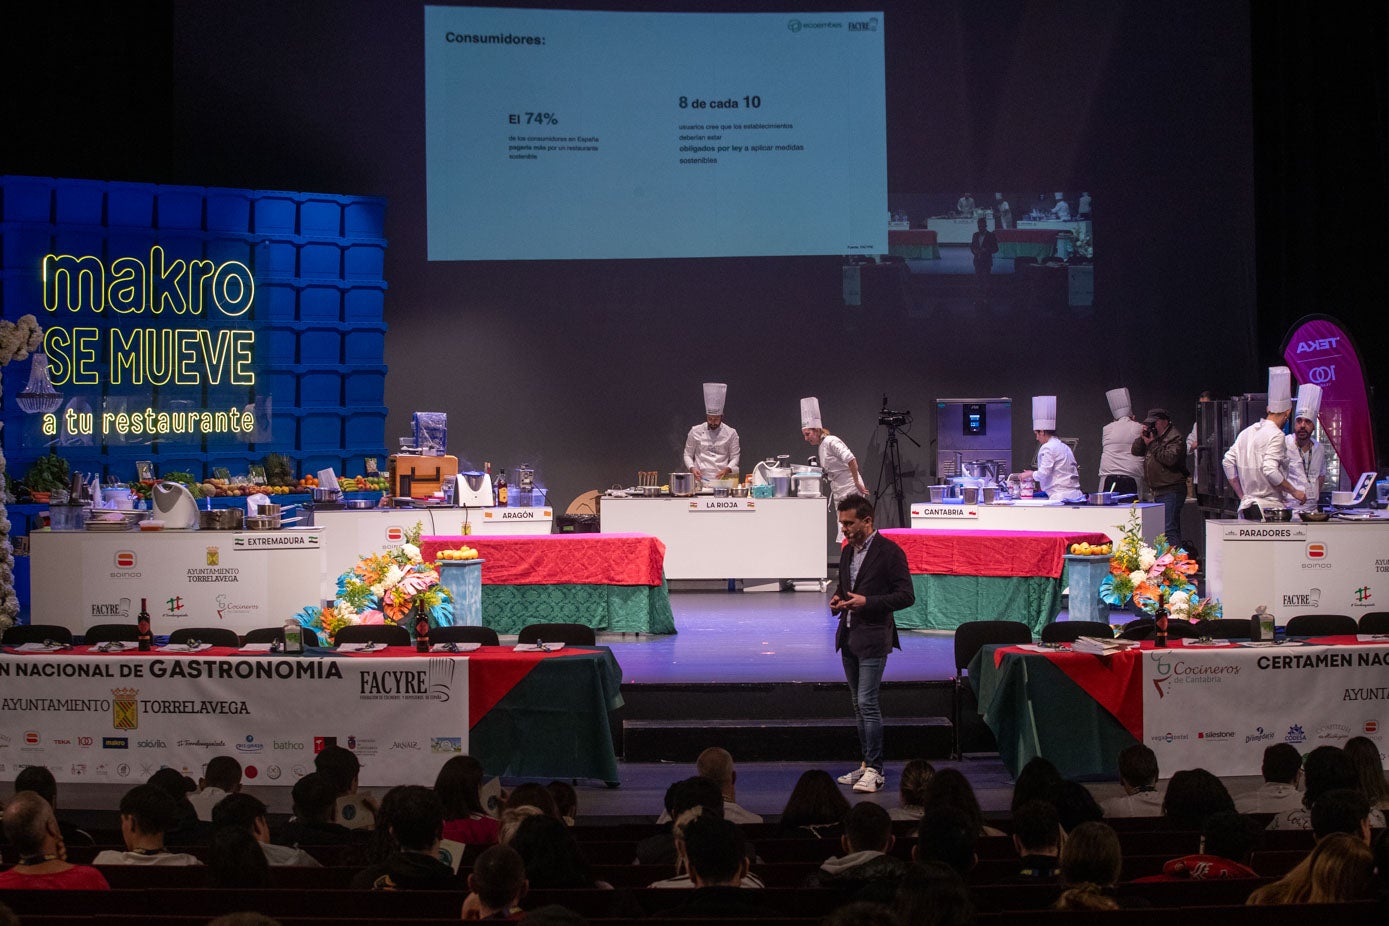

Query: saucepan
left=1261, top=506, right=1294, bottom=522
left=199, top=508, right=244, bottom=530
left=669, top=472, right=696, bottom=497
left=1087, top=492, right=1137, bottom=506
left=1299, top=509, right=1330, bottom=522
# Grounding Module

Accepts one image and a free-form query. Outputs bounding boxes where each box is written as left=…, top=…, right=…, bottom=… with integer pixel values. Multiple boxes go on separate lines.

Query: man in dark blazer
left=830, top=494, right=914, bottom=793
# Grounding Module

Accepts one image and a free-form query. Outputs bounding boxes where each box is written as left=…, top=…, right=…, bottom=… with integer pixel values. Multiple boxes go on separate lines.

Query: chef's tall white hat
left=1105, top=387, right=1133, bottom=420
left=702, top=383, right=727, bottom=416
left=1294, top=383, right=1323, bottom=423
left=1267, top=367, right=1292, bottom=413
left=799, top=397, right=822, bottom=430
left=1032, top=395, right=1057, bottom=431
left=1054, top=192, right=1065, bottom=200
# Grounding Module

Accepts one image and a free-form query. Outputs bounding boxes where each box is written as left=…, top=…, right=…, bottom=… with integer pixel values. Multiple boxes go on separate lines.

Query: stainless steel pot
left=963, top=460, right=999, bottom=482
left=729, top=485, right=749, bottom=498
left=712, top=486, right=730, bottom=497
left=244, top=515, right=279, bottom=530
left=1261, top=506, right=1294, bottom=522
left=1087, top=492, right=1137, bottom=506
left=199, top=508, right=244, bottom=530
left=669, top=473, right=696, bottom=497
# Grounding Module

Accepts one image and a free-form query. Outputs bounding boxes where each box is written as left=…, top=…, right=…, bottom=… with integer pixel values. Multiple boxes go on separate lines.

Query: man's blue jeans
left=842, top=652, right=887, bottom=772
left=1154, top=489, right=1184, bottom=551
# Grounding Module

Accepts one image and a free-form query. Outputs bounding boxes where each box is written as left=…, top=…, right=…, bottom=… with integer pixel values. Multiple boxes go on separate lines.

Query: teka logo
left=24, top=731, right=39, bottom=745
left=1305, top=543, right=1327, bottom=560
left=114, top=550, right=137, bottom=569
left=1296, top=336, right=1340, bottom=353
left=385, top=526, right=406, bottom=543
left=1285, top=724, right=1307, bottom=744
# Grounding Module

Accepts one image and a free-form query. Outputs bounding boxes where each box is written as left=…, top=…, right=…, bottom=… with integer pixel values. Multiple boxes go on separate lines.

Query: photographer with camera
left=1131, top=408, right=1188, bottom=549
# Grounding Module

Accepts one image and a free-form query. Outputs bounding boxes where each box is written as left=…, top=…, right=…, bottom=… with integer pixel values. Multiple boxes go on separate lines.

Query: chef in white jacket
left=1097, top=387, right=1146, bottom=498
left=1019, top=396, right=1086, bottom=502
left=1284, top=383, right=1326, bottom=512
left=1221, top=366, right=1306, bottom=519
left=800, top=397, right=867, bottom=503
left=683, top=382, right=740, bottom=482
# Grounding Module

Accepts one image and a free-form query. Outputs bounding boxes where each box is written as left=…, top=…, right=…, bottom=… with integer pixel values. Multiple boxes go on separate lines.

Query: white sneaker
left=837, top=765, right=868, bottom=785
left=852, top=770, right=886, bottom=793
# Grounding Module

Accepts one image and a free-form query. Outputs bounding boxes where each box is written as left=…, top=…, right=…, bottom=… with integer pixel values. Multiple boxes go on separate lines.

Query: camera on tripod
left=879, top=409, right=910, bottom=428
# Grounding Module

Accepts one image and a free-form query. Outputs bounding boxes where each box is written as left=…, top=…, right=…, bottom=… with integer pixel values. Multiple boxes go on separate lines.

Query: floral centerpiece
left=1100, top=510, right=1221, bottom=625
left=293, top=522, right=453, bottom=644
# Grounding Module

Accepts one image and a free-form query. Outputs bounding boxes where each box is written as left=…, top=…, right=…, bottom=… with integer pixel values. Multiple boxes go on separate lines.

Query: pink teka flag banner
left=1281, top=316, right=1377, bottom=482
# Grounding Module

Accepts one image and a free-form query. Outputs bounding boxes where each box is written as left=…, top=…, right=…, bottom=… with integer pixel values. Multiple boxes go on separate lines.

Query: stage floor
left=600, top=589, right=957, bottom=684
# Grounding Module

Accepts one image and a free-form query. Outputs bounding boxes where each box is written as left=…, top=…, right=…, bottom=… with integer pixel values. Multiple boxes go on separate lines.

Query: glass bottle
left=1154, top=591, right=1169, bottom=649
left=137, top=598, right=152, bottom=652
left=283, top=617, right=303, bottom=654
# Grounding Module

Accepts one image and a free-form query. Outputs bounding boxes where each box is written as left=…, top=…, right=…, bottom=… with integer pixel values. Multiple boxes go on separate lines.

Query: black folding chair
left=517, top=622, right=596, bottom=646
left=82, top=623, right=140, bottom=645
left=2, top=623, right=75, bottom=645
left=1357, top=612, right=1389, bottom=634
left=168, top=627, right=241, bottom=648
left=433, top=625, right=501, bottom=646
left=1285, top=614, right=1356, bottom=637
left=242, top=625, right=322, bottom=647
left=334, top=623, right=412, bottom=647
left=953, top=620, right=1032, bottom=759
left=1040, top=620, right=1114, bottom=644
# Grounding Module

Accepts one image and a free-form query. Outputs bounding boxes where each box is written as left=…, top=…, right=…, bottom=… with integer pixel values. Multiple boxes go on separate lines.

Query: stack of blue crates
left=0, top=175, right=390, bottom=484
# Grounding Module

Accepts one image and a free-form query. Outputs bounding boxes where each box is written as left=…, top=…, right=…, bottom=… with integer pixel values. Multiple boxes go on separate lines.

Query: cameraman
left=1131, top=408, right=1188, bottom=551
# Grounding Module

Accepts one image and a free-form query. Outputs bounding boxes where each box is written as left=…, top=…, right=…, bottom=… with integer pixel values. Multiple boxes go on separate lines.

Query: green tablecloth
left=997, top=242, right=1054, bottom=260
left=471, top=646, right=624, bottom=785
left=969, top=644, right=1136, bottom=780
left=482, top=580, right=676, bottom=635
left=894, top=574, right=1064, bottom=635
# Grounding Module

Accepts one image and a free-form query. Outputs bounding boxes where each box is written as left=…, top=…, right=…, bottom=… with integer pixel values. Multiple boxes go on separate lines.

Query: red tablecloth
left=880, top=529, right=1110, bottom=579
left=420, top=533, right=666, bottom=586
left=887, top=229, right=938, bottom=246
left=996, top=229, right=1060, bottom=245
left=993, top=643, right=1144, bottom=740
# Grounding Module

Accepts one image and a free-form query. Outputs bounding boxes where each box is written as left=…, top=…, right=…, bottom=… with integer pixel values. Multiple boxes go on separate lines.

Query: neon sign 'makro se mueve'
left=36, top=247, right=260, bottom=441
left=41, top=247, right=256, bottom=387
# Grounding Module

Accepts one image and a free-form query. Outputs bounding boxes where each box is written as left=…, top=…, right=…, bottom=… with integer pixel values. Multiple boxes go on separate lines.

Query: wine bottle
left=137, top=598, right=152, bottom=652
left=1154, top=591, right=1169, bottom=649
left=496, top=467, right=508, bottom=507
left=414, top=604, right=431, bottom=653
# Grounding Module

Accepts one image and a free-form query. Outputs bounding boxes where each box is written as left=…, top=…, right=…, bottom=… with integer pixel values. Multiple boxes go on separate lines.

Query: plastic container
left=47, top=506, right=90, bottom=531
left=437, top=559, right=484, bottom=627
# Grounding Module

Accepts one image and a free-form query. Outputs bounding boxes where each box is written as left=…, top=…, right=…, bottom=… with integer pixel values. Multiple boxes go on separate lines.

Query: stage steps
left=621, top=716, right=953, bottom=763
left=612, top=679, right=963, bottom=762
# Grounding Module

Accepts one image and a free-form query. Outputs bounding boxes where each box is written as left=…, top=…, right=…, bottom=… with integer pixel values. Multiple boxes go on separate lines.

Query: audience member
left=636, top=776, right=725, bottom=867
left=920, top=768, right=1002, bottom=837
left=1054, top=882, right=1120, bottom=911
left=435, top=756, right=501, bottom=846
left=1100, top=745, right=1162, bottom=818
left=211, top=792, right=321, bottom=866
left=1344, top=736, right=1389, bottom=811
left=315, top=743, right=377, bottom=828
left=1161, top=768, right=1235, bottom=831
left=1234, top=743, right=1303, bottom=814
left=11, top=766, right=95, bottom=847
left=1010, top=757, right=1064, bottom=816
left=206, top=915, right=282, bottom=926
left=777, top=769, right=851, bottom=838
left=546, top=781, right=579, bottom=826
left=461, top=844, right=528, bottom=920
left=1142, top=811, right=1258, bottom=881
left=351, top=786, right=458, bottom=890
left=207, top=826, right=272, bottom=889
left=694, top=747, right=763, bottom=824
left=1269, top=745, right=1387, bottom=830
left=657, top=815, right=780, bottom=916
left=889, top=758, right=935, bottom=822
left=504, top=783, right=561, bottom=819
left=146, top=767, right=206, bottom=845
left=508, top=814, right=605, bottom=890
left=272, top=772, right=363, bottom=848
left=520, top=905, right=587, bottom=926
left=892, top=860, right=974, bottom=926
left=498, top=805, right=546, bottom=847
left=650, top=808, right=765, bottom=888
left=1246, top=831, right=1375, bottom=905
left=1311, top=789, right=1375, bottom=844
left=190, top=756, right=243, bottom=822
left=0, top=901, right=18, bottom=926
left=0, top=791, right=110, bottom=889
left=1058, top=821, right=1122, bottom=890
left=93, top=784, right=202, bottom=865
left=1054, top=780, right=1105, bottom=832
left=1008, top=800, right=1063, bottom=881
left=805, top=801, right=909, bottom=900
left=913, top=806, right=977, bottom=878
